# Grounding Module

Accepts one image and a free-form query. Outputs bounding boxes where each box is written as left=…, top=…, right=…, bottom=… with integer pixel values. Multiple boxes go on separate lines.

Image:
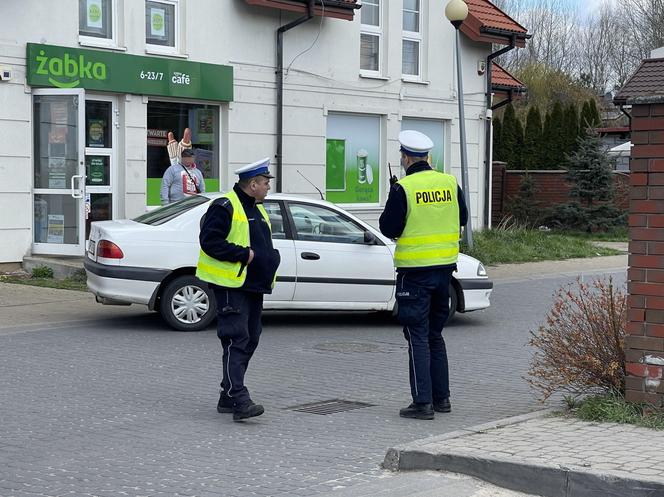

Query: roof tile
left=466, top=0, right=528, bottom=35
left=615, top=58, right=664, bottom=104
left=491, top=62, right=525, bottom=89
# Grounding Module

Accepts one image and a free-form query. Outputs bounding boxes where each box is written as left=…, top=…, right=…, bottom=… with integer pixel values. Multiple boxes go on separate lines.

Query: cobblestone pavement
left=425, top=416, right=664, bottom=480
left=0, top=269, right=625, bottom=497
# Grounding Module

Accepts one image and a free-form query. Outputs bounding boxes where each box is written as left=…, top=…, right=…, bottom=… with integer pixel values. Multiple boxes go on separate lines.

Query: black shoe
left=233, top=401, right=265, bottom=421
left=399, top=403, right=434, bottom=420
left=217, top=392, right=233, bottom=414
left=433, top=398, right=451, bottom=413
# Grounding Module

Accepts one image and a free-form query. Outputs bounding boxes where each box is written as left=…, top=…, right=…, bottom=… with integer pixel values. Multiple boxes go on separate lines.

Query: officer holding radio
left=379, top=130, right=468, bottom=420
left=196, top=158, right=280, bottom=422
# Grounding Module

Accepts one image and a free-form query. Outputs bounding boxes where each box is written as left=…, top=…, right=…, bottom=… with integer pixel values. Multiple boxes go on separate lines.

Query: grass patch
left=461, top=229, right=622, bottom=265
left=562, top=226, right=628, bottom=242
left=573, top=393, right=664, bottom=430
left=0, top=274, right=87, bottom=292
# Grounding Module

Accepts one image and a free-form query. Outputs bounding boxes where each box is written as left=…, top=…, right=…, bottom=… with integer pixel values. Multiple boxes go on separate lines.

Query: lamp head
left=445, top=0, right=469, bottom=27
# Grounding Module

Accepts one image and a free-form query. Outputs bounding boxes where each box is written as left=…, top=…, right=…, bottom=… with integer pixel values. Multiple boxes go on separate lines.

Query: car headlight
left=477, top=263, right=487, bottom=277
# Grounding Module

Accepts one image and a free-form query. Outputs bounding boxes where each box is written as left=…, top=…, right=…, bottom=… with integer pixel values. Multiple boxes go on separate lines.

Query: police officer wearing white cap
left=379, top=130, right=468, bottom=420
left=196, top=158, right=281, bottom=421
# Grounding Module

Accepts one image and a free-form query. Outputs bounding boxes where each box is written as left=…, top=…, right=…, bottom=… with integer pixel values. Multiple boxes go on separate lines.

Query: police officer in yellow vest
left=379, top=130, right=468, bottom=420
left=197, top=158, right=280, bottom=421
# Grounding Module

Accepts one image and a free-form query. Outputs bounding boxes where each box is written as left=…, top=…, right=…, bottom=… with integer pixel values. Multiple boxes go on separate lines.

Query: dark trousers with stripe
left=212, top=286, right=264, bottom=406
left=395, top=268, right=452, bottom=404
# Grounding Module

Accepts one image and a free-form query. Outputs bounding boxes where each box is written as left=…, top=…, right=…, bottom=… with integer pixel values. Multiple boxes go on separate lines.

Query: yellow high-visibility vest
left=394, top=170, right=460, bottom=268
left=196, top=190, right=272, bottom=288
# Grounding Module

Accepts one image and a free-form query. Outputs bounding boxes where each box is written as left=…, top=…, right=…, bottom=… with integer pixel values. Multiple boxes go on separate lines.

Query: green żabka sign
left=27, top=43, right=233, bottom=102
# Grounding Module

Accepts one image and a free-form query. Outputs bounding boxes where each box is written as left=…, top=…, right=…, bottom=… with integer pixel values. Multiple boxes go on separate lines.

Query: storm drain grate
left=287, top=399, right=375, bottom=415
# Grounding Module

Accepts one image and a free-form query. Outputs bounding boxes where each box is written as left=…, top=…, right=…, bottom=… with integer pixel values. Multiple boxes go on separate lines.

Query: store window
left=146, top=0, right=178, bottom=53
left=401, top=118, right=446, bottom=172
left=146, top=101, right=219, bottom=206
left=326, top=113, right=380, bottom=204
left=402, top=0, right=421, bottom=78
left=360, top=0, right=381, bottom=75
left=79, top=0, right=115, bottom=46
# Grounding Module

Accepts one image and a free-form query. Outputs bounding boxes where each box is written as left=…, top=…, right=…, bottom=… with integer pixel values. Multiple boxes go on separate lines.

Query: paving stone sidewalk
left=385, top=412, right=664, bottom=497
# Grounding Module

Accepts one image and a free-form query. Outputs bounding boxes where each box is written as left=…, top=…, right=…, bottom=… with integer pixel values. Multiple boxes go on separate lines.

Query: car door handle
left=300, top=252, right=320, bottom=260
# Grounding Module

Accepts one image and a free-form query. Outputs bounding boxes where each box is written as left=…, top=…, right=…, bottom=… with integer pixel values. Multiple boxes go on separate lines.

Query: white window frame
left=402, top=0, right=422, bottom=80
left=359, top=0, right=383, bottom=77
left=79, top=0, right=119, bottom=49
left=145, top=0, right=180, bottom=56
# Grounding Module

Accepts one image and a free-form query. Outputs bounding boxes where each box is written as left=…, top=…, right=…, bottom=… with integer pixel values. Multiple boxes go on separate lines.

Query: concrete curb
left=383, top=410, right=664, bottom=497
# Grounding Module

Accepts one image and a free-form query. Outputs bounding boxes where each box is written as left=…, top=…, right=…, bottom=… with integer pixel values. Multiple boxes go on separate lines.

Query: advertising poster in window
left=86, top=0, right=103, bottom=29
left=151, top=8, right=166, bottom=37
left=48, top=157, right=67, bottom=189
left=88, top=119, right=105, bottom=147
left=401, top=118, right=445, bottom=172
left=47, top=214, right=65, bottom=244
left=190, top=109, right=214, bottom=145
left=326, top=113, right=380, bottom=204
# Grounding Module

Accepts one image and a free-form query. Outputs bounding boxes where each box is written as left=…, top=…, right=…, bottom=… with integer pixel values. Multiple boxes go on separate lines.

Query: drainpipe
left=276, top=0, right=315, bottom=192
left=484, top=35, right=517, bottom=228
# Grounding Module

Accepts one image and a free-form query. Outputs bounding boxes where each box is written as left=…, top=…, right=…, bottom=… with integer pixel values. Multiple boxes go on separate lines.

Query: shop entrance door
left=32, top=89, right=86, bottom=256
left=84, top=95, right=117, bottom=240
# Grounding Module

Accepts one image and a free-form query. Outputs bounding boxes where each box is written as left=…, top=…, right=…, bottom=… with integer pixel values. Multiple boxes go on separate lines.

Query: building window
left=401, top=118, right=446, bottom=172
left=79, top=0, right=115, bottom=46
left=360, top=0, right=381, bottom=75
left=146, top=101, right=219, bottom=206
left=146, top=0, right=178, bottom=53
left=326, top=113, right=381, bottom=204
left=402, top=0, right=421, bottom=78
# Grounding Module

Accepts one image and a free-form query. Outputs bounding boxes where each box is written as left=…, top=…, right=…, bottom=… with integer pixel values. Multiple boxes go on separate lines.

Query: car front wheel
left=160, top=275, right=216, bottom=331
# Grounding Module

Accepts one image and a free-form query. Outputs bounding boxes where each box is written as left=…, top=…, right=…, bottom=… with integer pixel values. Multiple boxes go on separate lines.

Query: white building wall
left=0, top=0, right=492, bottom=263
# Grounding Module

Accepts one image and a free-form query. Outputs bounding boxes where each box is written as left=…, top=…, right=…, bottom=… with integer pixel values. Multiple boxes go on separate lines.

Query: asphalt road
left=0, top=260, right=626, bottom=497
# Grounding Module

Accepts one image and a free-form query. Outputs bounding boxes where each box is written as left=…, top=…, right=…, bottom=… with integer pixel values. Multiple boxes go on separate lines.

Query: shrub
left=528, top=277, right=627, bottom=400
left=31, top=265, right=54, bottom=279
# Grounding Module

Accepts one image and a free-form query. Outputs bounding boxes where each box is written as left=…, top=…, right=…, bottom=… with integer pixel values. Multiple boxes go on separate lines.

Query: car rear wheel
left=160, top=275, right=216, bottom=331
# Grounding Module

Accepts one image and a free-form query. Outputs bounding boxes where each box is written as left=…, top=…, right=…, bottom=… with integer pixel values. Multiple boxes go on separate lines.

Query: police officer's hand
left=389, top=175, right=399, bottom=187
left=247, top=249, right=255, bottom=264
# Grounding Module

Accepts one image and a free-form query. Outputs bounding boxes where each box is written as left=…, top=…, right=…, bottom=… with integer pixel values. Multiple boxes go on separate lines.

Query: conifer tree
left=541, top=110, right=554, bottom=169
left=513, top=117, right=525, bottom=169
left=549, top=101, right=565, bottom=169
left=563, top=103, right=579, bottom=161
left=501, top=104, right=520, bottom=169
left=493, top=118, right=503, bottom=162
left=588, top=99, right=602, bottom=128
left=523, top=106, right=543, bottom=170
left=579, top=101, right=593, bottom=138
left=566, top=130, right=622, bottom=231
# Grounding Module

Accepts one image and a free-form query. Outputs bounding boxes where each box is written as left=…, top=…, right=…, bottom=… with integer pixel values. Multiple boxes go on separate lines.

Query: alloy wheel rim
left=171, top=285, right=209, bottom=324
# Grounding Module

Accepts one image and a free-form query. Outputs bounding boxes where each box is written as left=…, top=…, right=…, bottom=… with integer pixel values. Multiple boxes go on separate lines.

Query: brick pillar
left=491, top=161, right=507, bottom=227
left=625, top=101, right=664, bottom=406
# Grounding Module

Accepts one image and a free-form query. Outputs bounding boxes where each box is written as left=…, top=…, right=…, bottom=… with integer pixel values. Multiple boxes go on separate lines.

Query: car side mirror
left=364, top=231, right=378, bottom=245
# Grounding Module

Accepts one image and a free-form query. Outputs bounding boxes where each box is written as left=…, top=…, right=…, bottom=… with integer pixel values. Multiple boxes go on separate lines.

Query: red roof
left=491, top=62, right=525, bottom=90
left=463, top=0, right=529, bottom=47
left=614, top=58, right=664, bottom=104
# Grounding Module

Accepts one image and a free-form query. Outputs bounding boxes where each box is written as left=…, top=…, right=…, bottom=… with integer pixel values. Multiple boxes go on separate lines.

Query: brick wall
left=491, top=165, right=630, bottom=225
left=625, top=102, right=664, bottom=407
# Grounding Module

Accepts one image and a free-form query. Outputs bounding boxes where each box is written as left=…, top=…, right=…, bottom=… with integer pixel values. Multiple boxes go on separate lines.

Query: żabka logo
left=35, top=50, right=107, bottom=88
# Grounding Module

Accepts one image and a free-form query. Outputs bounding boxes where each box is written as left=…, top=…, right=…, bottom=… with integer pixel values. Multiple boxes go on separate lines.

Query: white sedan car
left=85, top=193, right=493, bottom=331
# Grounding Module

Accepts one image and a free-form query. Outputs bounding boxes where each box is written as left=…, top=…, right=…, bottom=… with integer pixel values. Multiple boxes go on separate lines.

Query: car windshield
left=133, top=196, right=210, bottom=226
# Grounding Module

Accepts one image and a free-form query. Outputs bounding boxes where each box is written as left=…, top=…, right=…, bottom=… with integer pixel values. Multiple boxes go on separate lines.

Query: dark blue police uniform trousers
left=395, top=268, right=452, bottom=404
left=212, top=286, right=264, bottom=406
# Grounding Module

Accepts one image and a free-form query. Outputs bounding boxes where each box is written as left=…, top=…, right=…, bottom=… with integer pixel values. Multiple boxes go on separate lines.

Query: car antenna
left=297, top=170, right=324, bottom=200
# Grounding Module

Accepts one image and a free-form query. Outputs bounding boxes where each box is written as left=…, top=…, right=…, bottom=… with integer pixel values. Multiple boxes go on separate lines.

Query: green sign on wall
left=27, top=43, right=233, bottom=102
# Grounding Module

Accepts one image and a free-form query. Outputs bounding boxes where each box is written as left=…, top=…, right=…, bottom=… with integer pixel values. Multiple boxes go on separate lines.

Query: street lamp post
left=445, top=0, right=473, bottom=248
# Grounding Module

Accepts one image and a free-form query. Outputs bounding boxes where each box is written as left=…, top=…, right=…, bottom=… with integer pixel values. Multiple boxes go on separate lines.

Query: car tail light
left=97, top=240, right=124, bottom=259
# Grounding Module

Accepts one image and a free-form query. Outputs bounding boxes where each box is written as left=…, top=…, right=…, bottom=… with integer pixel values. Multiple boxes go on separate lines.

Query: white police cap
left=399, top=130, right=434, bottom=157
left=234, top=157, right=274, bottom=180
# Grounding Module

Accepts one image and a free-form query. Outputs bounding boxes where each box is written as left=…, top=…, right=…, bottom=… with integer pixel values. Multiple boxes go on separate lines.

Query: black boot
left=433, top=398, right=451, bottom=413
left=399, top=403, right=434, bottom=420
left=233, top=401, right=265, bottom=421
left=217, top=391, right=233, bottom=414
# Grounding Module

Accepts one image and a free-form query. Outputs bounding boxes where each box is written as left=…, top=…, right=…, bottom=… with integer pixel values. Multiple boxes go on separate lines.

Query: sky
left=515, top=0, right=618, bottom=18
